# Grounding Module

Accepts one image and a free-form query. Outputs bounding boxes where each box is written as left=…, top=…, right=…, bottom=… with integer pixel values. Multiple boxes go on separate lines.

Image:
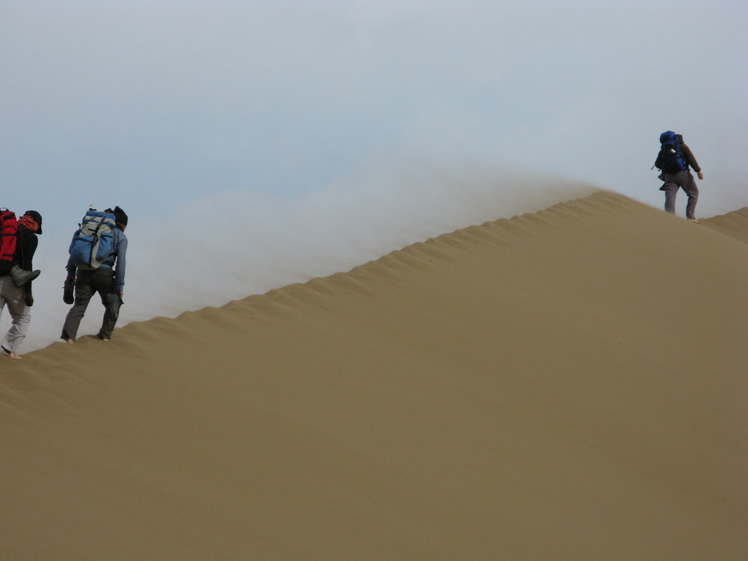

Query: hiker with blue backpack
left=0, top=210, right=43, bottom=359
left=654, top=131, right=704, bottom=223
left=61, top=206, right=128, bottom=343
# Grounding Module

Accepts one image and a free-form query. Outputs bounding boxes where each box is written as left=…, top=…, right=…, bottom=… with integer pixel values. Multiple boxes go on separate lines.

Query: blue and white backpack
left=68, top=209, right=117, bottom=270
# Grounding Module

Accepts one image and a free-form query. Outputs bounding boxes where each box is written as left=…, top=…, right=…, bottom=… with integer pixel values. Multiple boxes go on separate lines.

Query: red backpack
left=0, top=209, right=19, bottom=271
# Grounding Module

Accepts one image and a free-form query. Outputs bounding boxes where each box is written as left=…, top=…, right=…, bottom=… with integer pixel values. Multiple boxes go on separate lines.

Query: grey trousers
left=61, top=268, right=122, bottom=341
left=0, top=275, right=31, bottom=353
left=660, top=169, right=699, bottom=219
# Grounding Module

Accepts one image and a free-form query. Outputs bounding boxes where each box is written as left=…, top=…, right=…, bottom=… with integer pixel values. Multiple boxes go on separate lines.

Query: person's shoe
left=10, top=266, right=40, bottom=288
left=688, top=218, right=701, bottom=224
left=63, top=277, right=75, bottom=304
left=1, top=345, right=21, bottom=359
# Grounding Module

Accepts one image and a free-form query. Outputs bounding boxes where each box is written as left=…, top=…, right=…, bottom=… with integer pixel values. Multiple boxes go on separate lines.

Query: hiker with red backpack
left=61, top=206, right=129, bottom=343
left=0, top=210, right=43, bottom=359
left=654, top=131, right=704, bottom=223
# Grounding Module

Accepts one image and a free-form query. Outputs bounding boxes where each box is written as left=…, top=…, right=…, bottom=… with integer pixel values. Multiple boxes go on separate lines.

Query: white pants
left=0, top=275, right=31, bottom=354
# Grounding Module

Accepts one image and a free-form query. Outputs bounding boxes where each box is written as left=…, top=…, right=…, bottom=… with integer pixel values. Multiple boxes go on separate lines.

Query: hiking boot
left=10, top=265, right=40, bottom=288
left=63, top=277, right=75, bottom=304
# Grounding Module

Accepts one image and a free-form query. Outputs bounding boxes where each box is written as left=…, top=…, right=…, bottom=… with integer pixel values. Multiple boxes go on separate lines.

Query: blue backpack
left=68, top=209, right=117, bottom=270
left=656, top=130, right=687, bottom=173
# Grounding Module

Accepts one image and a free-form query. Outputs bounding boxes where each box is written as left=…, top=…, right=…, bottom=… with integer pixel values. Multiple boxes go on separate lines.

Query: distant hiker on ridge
left=654, top=130, right=704, bottom=223
left=0, top=210, right=43, bottom=359
left=61, top=206, right=128, bottom=343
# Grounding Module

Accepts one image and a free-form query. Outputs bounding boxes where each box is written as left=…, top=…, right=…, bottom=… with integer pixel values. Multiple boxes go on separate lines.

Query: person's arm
left=65, top=256, right=76, bottom=286
left=65, top=231, right=77, bottom=277
left=682, top=144, right=703, bottom=179
left=113, top=233, right=127, bottom=295
left=20, top=230, right=38, bottom=305
left=654, top=149, right=664, bottom=171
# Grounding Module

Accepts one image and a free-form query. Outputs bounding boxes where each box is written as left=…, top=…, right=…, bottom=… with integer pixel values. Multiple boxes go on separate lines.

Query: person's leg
left=679, top=171, right=700, bottom=220
left=661, top=181, right=679, bottom=214
left=88, top=268, right=118, bottom=341
left=98, top=293, right=122, bottom=341
left=1, top=283, right=31, bottom=357
left=0, top=277, right=16, bottom=357
left=0, top=276, right=8, bottom=322
left=61, top=270, right=95, bottom=342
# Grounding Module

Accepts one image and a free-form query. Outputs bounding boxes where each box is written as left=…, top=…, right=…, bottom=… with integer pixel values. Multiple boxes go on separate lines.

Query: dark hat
left=24, top=210, right=43, bottom=234
left=113, top=206, right=128, bottom=227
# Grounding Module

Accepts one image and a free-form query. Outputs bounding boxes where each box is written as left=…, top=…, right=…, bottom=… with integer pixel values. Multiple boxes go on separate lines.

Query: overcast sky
left=1, top=0, right=746, bottom=350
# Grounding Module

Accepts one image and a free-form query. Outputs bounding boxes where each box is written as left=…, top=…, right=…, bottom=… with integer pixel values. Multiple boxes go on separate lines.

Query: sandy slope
left=701, top=206, right=748, bottom=244
left=1, top=191, right=747, bottom=560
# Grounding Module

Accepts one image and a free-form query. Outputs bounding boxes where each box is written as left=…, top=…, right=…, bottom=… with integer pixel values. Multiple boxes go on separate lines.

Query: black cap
left=24, top=210, right=43, bottom=235
left=113, top=206, right=128, bottom=227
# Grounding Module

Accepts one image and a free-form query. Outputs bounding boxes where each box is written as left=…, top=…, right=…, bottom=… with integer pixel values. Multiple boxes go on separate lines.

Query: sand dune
left=1, top=190, right=747, bottom=560
left=701, top=206, right=748, bottom=244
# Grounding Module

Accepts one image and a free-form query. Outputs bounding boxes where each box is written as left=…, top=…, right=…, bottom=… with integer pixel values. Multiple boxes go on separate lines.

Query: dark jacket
left=14, top=226, right=39, bottom=293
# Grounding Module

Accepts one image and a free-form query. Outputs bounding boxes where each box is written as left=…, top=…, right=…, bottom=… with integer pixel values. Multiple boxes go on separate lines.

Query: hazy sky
left=1, top=0, right=746, bottom=350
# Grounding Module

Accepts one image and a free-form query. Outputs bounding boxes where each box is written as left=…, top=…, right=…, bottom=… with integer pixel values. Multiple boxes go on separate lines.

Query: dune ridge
left=1, top=190, right=747, bottom=560
left=701, top=206, right=748, bottom=244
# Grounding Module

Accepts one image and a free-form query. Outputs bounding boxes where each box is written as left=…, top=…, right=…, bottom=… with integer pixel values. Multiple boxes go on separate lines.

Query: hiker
left=654, top=131, right=704, bottom=222
left=61, top=206, right=128, bottom=343
left=0, top=210, right=43, bottom=359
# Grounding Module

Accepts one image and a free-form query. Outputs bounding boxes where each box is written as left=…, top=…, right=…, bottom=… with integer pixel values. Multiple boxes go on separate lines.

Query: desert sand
left=1, top=190, right=747, bottom=560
